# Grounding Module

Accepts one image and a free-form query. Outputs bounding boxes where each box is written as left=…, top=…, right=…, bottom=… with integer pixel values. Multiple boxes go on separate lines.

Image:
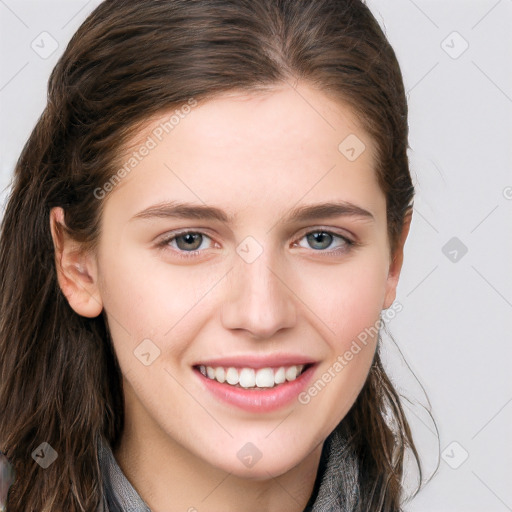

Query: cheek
left=295, top=252, right=388, bottom=349
left=97, top=249, right=221, bottom=360
left=294, top=260, right=386, bottom=433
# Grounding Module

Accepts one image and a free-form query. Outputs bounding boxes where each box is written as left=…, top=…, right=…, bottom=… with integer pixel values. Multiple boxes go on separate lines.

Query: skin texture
left=50, top=82, right=411, bottom=512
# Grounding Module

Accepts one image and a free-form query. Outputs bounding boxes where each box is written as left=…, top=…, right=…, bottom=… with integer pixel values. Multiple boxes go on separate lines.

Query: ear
left=49, top=207, right=103, bottom=318
left=383, top=208, right=413, bottom=309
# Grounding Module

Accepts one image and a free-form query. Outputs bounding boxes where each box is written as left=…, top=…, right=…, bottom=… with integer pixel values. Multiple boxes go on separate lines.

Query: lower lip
left=194, top=365, right=316, bottom=413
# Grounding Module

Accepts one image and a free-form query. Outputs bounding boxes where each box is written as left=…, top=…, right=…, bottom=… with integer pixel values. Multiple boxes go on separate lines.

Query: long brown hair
left=0, top=0, right=437, bottom=510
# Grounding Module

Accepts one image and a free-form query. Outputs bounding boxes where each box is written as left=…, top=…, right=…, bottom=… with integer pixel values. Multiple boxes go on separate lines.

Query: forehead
left=123, top=83, right=374, bottom=163
left=103, top=83, right=383, bottom=226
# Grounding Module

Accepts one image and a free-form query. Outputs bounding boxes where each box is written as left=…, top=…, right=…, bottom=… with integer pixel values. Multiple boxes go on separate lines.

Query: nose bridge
left=221, top=242, right=297, bottom=338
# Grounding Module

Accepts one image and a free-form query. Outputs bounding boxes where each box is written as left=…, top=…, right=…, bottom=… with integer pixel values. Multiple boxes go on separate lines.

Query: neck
left=113, top=400, right=324, bottom=512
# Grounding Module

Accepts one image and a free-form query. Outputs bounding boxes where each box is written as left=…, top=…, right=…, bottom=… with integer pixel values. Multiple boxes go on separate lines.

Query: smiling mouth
left=193, top=363, right=313, bottom=389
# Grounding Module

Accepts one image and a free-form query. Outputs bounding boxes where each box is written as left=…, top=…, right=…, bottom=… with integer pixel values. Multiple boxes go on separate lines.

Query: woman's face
left=78, top=83, right=406, bottom=477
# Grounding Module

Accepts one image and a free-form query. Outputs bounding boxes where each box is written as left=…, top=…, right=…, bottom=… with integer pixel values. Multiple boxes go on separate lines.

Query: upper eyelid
left=294, top=226, right=355, bottom=242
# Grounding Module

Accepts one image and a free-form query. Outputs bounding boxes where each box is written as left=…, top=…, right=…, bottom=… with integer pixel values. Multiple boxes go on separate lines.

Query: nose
left=220, top=251, right=297, bottom=340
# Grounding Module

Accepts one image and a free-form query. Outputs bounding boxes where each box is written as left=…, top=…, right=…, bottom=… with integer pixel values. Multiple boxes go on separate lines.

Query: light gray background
left=1, top=1, right=511, bottom=511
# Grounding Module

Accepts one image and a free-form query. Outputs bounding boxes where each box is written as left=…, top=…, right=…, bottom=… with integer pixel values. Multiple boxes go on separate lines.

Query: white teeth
left=215, top=366, right=226, bottom=383
left=198, top=364, right=308, bottom=388
left=226, top=367, right=239, bottom=385
left=285, top=366, right=297, bottom=381
left=255, top=367, right=274, bottom=388
left=239, top=368, right=256, bottom=388
left=274, top=367, right=286, bottom=384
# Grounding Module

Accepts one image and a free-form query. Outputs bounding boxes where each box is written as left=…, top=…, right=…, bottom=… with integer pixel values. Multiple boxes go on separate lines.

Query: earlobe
left=383, top=208, right=413, bottom=310
left=49, top=207, right=103, bottom=318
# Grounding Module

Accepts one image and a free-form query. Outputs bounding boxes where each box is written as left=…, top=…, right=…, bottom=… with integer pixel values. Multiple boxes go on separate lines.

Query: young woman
left=0, top=0, right=435, bottom=510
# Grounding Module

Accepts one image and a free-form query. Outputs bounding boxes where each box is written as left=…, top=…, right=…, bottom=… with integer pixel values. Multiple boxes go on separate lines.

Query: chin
left=201, top=441, right=307, bottom=481
left=218, top=459, right=298, bottom=481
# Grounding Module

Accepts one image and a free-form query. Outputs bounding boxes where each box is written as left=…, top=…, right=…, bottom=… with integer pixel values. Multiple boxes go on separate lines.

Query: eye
left=294, top=229, right=355, bottom=253
left=156, top=230, right=214, bottom=258
left=156, top=228, right=356, bottom=260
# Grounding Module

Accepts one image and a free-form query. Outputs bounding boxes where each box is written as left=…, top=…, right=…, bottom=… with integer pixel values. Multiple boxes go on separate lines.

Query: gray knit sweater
left=97, top=424, right=360, bottom=512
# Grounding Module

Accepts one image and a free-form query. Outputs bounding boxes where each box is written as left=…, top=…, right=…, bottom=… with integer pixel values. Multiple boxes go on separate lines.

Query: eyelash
left=155, top=228, right=357, bottom=260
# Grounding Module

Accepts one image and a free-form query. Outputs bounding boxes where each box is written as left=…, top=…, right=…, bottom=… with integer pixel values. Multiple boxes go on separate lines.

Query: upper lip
left=193, top=354, right=317, bottom=369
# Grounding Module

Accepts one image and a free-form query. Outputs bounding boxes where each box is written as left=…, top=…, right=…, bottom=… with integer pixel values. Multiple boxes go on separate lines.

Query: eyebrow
left=129, top=200, right=375, bottom=224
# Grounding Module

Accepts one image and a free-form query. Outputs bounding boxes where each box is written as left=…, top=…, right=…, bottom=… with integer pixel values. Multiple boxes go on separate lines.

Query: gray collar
left=97, top=424, right=359, bottom=512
